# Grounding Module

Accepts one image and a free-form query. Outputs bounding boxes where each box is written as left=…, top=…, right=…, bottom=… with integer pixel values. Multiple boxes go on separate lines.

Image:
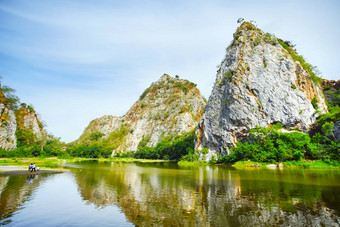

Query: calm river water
left=0, top=161, right=339, bottom=226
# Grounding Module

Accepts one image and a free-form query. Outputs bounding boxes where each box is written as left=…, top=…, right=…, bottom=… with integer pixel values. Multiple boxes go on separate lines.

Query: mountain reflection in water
left=73, top=162, right=340, bottom=226
left=0, top=162, right=339, bottom=226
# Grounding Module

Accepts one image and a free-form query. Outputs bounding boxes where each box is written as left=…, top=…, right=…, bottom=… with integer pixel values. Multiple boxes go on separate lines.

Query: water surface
left=0, top=161, right=339, bottom=226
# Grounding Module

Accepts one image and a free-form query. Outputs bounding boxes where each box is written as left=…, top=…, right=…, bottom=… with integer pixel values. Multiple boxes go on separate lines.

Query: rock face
left=0, top=87, right=17, bottom=150
left=76, top=74, right=206, bottom=154
left=0, top=104, right=17, bottom=150
left=15, top=106, right=46, bottom=140
left=196, top=22, right=327, bottom=160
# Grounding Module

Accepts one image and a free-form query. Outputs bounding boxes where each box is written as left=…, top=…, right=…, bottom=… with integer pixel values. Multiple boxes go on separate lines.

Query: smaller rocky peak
left=15, top=104, right=45, bottom=140
left=236, top=21, right=257, bottom=33
left=139, top=74, right=201, bottom=102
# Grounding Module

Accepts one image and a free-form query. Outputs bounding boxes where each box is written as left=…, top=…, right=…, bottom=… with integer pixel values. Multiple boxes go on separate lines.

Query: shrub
left=90, top=131, right=105, bottom=141
left=122, top=131, right=195, bottom=161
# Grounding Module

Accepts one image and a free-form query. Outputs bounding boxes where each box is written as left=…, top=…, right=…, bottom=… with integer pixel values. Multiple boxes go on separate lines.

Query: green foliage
left=139, top=87, right=150, bottom=100
left=41, top=137, right=66, bottom=157
left=0, top=144, right=41, bottom=157
left=311, top=96, right=319, bottom=110
left=100, top=125, right=129, bottom=149
left=120, top=131, right=195, bottom=161
left=16, top=128, right=37, bottom=146
left=323, top=84, right=340, bottom=109
left=317, top=106, right=340, bottom=125
left=141, top=102, right=147, bottom=108
left=220, top=70, right=235, bottom=85
left=269, top=122, right=283, bottom=130
left=254, top=36, right=261, bottom=46
left=66, top=144, right=112, bottom=158
left=278, top=39, right=322, bottom=86
left=291, top=84, right=297, bottom=89
left=263, top=33, right=277, bottom=45
left=138, top=134, right=151, bottom=148
left=322, top=122, right=334, bottom=138
left=175, top=82, right=188, bottom=94
left=90, top=131, right=105, bottom=141
left=1, top=85, right=21, bottom=110
left=222, top=127, right=339, bottom=165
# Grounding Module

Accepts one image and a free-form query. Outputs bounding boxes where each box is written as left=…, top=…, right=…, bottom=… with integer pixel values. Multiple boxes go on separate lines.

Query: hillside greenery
left=118, top=131, right=195, bottom=161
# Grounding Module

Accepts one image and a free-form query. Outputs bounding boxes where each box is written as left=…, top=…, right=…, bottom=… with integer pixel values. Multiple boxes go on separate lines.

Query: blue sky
left=0, top=0, right=339, bottom=142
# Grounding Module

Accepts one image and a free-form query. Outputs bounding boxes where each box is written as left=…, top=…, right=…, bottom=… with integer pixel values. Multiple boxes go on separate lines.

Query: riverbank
left=0, top=165, right=69, bottom=176
left=232, top=160, right=340, bottom=169
left=178, top=160, right=340, bottom=169
left=1, top=157, right=339, bottom=169
left=0, top=157, right=170, bottom=167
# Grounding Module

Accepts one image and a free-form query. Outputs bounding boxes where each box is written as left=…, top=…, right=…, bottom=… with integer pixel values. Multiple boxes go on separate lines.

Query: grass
left=0, top=157, right=65, bottom=169
left=283, top=160, right=340, bottom=169
left=228, top=160, right=340, bottom=169
left=177, top=160, right=208, bottom=167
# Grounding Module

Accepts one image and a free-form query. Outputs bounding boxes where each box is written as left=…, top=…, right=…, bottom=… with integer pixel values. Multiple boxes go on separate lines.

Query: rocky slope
left=15, top=105, right=46, bottom=141
left=0, top=87, right=17, bottom=150
left=76, top=74, right=206, bottom=154
left=196, top=22, right=328, bottom=160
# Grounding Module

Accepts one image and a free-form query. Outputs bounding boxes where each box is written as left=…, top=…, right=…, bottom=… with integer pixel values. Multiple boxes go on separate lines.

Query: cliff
left=76, top=74, right=206, bottom=154
left=15, top=105, right=46, bottom=142
left=196, top=22, right=328, bottom=160
left=0, top=86, right=17, bottom=150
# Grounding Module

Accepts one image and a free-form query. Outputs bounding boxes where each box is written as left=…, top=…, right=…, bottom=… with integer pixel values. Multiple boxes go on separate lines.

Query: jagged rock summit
left=76, top=74, right=207, bottom=154
left=196, top=22, right=327, bottom=160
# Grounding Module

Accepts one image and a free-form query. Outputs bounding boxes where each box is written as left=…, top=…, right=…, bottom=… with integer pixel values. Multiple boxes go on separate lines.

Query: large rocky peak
left=76, top=74, right=206, bottom=154
left=0, top=87, right=16, bottom=150
left=196, top=22, right=327, bottom=159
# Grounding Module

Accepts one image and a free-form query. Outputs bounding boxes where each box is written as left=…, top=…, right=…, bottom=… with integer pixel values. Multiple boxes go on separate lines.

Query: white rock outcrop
left=196, top=22, right=327, bottom=160
left=0, top=103, right=17, bottom=150
left=15, top=107, right=46, bottom=141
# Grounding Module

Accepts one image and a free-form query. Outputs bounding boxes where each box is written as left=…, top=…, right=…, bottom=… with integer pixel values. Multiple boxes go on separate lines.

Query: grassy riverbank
left=1, top=157, right=339, bottom=169
left=0, top=157, right=170, bottom=168
left=178, top=159, right=340, bottom=169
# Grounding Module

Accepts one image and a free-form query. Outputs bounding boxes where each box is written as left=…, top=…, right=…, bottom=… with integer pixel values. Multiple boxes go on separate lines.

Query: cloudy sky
left=0, top=0, right=339, bottom=142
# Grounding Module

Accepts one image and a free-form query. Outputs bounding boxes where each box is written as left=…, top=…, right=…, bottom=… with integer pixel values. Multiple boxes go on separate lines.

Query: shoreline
left=0, top=165, right=69, bottom=176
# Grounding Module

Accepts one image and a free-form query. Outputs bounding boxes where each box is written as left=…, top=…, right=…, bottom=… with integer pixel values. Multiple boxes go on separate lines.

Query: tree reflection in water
left=0, top=174, right=47, bottom=224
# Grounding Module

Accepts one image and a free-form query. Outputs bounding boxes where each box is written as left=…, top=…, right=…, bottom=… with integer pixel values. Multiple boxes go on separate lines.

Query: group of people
left=28, top=163, right=40, bottom=172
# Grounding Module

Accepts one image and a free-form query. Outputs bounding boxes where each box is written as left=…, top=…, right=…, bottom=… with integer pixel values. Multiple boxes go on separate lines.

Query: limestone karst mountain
left=75, top=74, right=207, bottom=154
left=195, top=22, right=328, bottom=160
left=0, top=84, right=46, bottom=150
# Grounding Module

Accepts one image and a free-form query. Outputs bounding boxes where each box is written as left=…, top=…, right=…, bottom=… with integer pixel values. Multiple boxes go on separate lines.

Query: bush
left=221, top=127, right=338, bottom=164
left=121, top=131, right=195, bottom=161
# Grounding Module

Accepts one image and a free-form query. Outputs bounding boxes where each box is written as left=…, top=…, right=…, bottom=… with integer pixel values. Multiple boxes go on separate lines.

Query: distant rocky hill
left=0, top=83, right=46, bottom=150
left=75, top=74, right=206, bottom=154
left=196, top=22, right=328, bottom=160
